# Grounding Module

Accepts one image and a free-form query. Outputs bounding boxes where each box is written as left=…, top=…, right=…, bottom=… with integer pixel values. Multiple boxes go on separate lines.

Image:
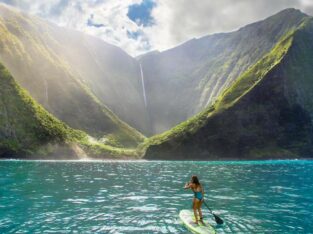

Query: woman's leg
left=198, top=200, right=204, bottom=223
left=193, top=198, right=199, bottom=224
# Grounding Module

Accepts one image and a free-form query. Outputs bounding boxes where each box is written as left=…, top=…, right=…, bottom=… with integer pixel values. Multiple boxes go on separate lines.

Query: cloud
left=0, top=0, right=312, bottom=56
left=87, top=14, right=105, bottom=28
left=146, top=0, right=313, bottom=52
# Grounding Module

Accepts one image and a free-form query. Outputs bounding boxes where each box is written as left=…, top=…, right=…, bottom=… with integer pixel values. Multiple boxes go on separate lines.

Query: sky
left=1, top=0, right=313, bottom=56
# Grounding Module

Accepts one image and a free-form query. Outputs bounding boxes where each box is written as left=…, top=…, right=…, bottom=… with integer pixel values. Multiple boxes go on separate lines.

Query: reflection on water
left=0, top=160, right=312, bottom=233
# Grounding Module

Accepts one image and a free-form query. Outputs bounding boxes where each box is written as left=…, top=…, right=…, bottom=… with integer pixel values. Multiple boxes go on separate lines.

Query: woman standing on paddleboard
left=184, top=175, right=204, bottom=224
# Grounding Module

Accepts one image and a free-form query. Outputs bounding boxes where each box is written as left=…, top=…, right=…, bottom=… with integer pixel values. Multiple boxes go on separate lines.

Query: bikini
left=193, top=190, right=204, bottom=222
left=194, top=191, right=203, bottom=201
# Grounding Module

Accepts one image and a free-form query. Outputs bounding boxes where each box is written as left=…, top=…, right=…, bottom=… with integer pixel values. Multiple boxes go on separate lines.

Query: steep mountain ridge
left=0, top=60, right=144, bottom=159
left=143, top=18, right=313, bottom=160
left=0, top=4, right=145, bottom=146
left=139, top=8, right=309, bottom=134
left=0, top=62, right=86, bottom=158
left=38, top=20, right=150, bottom=134
left=1, top=5, right=312, bottom=160
left=0, top=5, right=308, bottom=137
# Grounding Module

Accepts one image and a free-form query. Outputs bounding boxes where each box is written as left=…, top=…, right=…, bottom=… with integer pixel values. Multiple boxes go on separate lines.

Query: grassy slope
left=215, top=30, right=294, bottom=110
left=143, top=30, right=295, bottom=145
left=0, top=5, right=145, bottom=148
left=0, top=62, right=87, bottom=157
left=138, top=9, right=308, bottom=135
left=143, top=19, right=313, bottom=159
left=0, top=62, right=142, bottom=159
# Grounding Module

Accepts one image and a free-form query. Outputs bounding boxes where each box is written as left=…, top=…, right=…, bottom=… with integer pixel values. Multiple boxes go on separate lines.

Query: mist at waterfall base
left=1, top=160, right=312, bottom=233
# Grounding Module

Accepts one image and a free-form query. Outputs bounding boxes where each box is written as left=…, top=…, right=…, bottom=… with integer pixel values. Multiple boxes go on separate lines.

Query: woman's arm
left=184, top=182, right=193, bottom=189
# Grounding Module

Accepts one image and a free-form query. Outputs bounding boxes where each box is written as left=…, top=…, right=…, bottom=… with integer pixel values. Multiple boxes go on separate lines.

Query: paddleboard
left=179, top=209, right=216, bottom=234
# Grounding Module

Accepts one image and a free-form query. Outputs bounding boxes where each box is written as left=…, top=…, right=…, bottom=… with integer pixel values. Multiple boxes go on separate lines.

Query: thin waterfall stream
left=139, top=63, right=148, bottom=108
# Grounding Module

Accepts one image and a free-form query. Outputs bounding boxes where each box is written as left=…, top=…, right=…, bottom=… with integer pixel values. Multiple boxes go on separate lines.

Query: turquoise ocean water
left=0, top=160, right=312, bottom=233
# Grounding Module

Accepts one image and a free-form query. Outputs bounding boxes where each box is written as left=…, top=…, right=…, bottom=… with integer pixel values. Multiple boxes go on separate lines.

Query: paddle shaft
left=203, top=200, right=224, bottom=224
left=203, top=201, right=213, bottom=213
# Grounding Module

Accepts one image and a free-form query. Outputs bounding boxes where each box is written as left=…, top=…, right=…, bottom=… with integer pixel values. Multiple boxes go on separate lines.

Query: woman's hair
left=191, top=175, right=200, bottom=185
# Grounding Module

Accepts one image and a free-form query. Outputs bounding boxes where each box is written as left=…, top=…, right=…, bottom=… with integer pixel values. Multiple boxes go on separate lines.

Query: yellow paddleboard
left=179, top=209, right=216, bottom=234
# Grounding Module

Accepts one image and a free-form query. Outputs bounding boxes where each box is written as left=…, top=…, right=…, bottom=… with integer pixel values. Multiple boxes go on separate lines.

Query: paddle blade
left=213, top=214, right=224, bottom=225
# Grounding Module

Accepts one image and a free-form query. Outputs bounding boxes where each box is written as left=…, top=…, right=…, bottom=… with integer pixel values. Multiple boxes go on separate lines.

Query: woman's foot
left=190, top=220, right=199, bottom=225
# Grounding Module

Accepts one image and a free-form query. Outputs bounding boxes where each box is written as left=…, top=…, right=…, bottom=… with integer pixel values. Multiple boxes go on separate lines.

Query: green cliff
left=139, top=8, right=308, bottom=134
left=0, top=4, right=145, bottom=147
left=0, top=62, right=87, bottom=158
left=144, top=19, right=313, bottom=160
left=0, top=61, right=142, bottom=159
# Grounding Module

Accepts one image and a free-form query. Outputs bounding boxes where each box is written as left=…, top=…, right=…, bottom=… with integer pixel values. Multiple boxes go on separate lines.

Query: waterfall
left=140, top=63, right=148, bottom=107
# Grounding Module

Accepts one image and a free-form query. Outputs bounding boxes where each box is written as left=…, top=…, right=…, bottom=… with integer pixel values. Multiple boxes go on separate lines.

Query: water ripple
left=0, top=160, right=312, bottom=233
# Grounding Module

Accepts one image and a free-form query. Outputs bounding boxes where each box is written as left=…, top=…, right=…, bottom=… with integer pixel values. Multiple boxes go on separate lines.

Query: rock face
left=139, top=8, right=308, bottom=134
left=0, top=4, right=148, bottom=136
left=1, top=4, right=313, bottom=160
left=144, top=18, right=313, bottom=160
left=0, top=4, right=145, bottom=146
left=0, top=5, right=308, bottom=137
left=0, top=62, right=86, bottom=158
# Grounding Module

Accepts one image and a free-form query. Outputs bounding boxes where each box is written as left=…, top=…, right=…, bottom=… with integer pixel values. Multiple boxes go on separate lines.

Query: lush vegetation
left=0, top=62, right=87, bottom=157
left=0, top=5, right=145, bottom=148
left=138, top=8, right=308, bottom=135
left=215, top=30, right=295, bottom=109
left=1, top=6, right=313, bottom=160
left=143, top=30, right=294, bottom=148
left=143, top=18, right=313, bottom=160
left=0, top=61, right=145, bottom=159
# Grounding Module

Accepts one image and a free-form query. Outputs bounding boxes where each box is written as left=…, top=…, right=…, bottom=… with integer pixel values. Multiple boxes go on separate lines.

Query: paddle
left=203, top=200, right=224, bottom=225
